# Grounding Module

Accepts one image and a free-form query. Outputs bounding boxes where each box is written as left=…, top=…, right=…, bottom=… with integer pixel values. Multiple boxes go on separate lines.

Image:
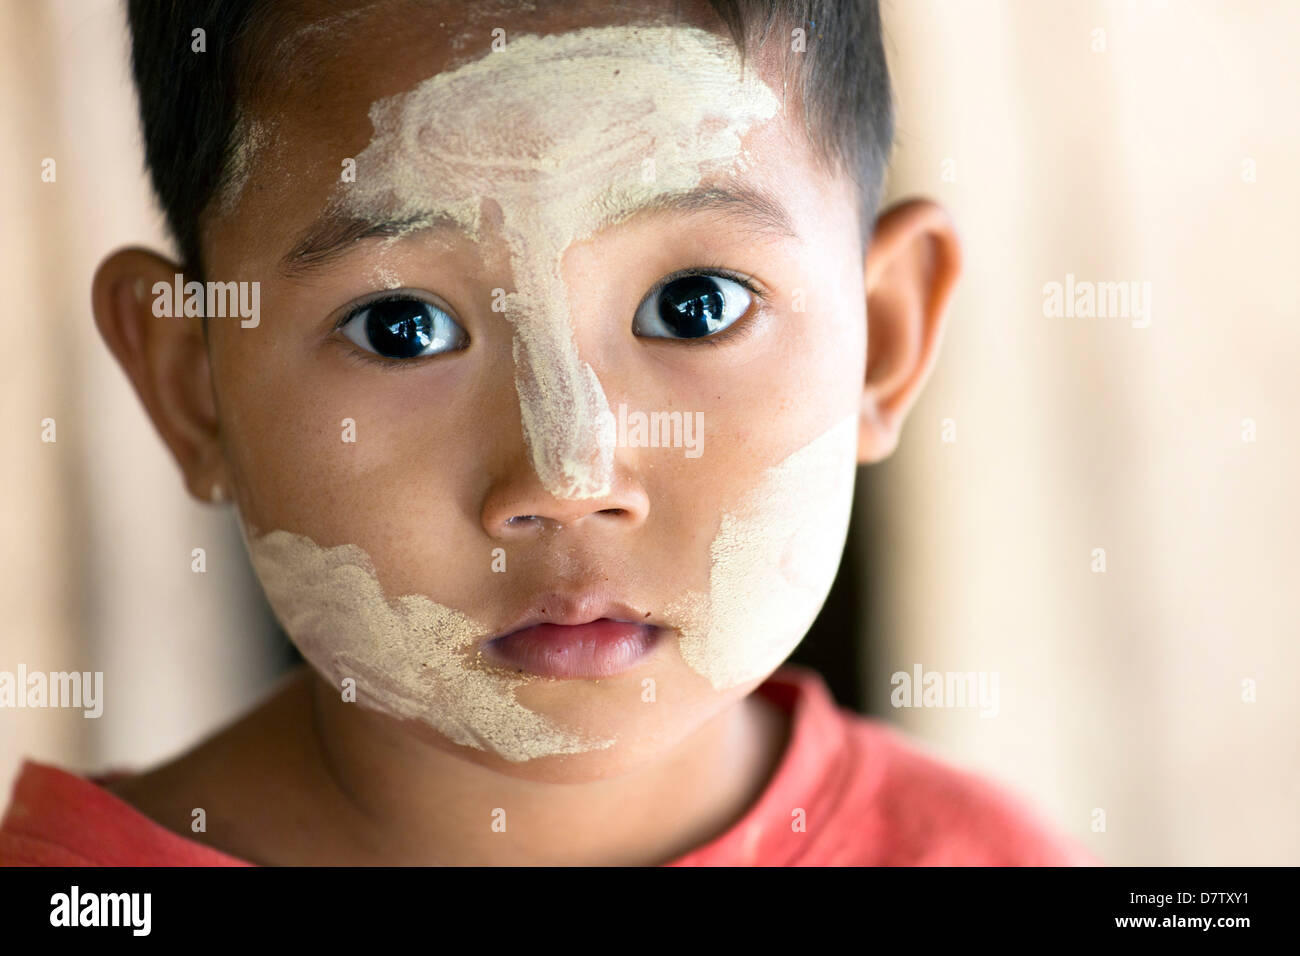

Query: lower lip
left=483, top=619, right=660, bottom=679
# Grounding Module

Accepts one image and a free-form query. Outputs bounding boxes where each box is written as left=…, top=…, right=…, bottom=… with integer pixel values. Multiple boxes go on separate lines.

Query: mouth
left=480, top=597, right=664, bottom=679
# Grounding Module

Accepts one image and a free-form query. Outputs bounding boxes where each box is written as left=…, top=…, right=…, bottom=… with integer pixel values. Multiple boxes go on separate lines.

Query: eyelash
left=331, top=262, right=769, bottom=366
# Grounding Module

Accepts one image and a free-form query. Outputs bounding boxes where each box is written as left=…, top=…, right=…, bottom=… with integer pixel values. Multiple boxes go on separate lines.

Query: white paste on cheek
left=337, top=25, right=780, bottom=499
left=241, top=524, right=615, bottom=761
left=665, top=414, right=861, bottom=691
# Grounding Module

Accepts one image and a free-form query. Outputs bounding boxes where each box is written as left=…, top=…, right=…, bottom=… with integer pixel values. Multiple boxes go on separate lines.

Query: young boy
left=1, top=0, right=1095, bottom=866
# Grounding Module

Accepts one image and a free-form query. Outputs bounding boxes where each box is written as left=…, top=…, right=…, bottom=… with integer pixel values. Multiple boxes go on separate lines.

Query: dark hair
left=125, top=0, right=893, bottom=279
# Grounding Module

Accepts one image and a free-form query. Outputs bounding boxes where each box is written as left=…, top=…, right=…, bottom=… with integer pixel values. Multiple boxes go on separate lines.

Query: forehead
left=248, top=0, right=753, bottom=156
left=217, top=0, right=840, bottom=267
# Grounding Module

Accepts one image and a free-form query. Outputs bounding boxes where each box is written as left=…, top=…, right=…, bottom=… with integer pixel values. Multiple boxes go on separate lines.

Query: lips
left=480, top=595, right=664, bottom=679
left=483, top=619, right=661, bottom=679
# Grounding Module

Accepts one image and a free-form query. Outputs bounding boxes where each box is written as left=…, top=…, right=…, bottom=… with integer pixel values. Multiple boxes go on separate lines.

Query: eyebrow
left=279, top=183, right=800, bottom=278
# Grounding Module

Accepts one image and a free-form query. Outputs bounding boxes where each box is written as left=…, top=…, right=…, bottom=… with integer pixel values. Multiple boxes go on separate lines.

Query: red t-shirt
left=0, top=664, right=1099, bottom=866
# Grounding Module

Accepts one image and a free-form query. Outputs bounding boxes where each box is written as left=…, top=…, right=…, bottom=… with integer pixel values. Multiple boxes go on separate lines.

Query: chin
left=428, top=664, right=752, bottom=783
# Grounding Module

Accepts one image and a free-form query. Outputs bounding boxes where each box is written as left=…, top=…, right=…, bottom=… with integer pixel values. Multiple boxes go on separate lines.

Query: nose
left=481, top=462, right=650, bottom=537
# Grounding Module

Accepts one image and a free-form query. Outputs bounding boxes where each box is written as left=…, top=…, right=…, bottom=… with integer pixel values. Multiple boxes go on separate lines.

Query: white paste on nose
left=336, top=25, right=780, bottom=499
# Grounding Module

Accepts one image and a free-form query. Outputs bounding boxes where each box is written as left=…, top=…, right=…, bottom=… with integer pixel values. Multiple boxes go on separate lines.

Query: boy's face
left=100, top=0, right=958, bottom=781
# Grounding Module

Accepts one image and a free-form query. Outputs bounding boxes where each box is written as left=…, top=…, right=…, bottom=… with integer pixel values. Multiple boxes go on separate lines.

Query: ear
left=858, top=199, right=963, bottom=463
left=91, top=247, right=229, bottom=504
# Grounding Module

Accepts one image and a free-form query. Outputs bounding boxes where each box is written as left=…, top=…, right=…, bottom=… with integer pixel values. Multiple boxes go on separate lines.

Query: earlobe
left=91, top=247, right=229, bottom=504
left=857, top=199, right=963, bottom=464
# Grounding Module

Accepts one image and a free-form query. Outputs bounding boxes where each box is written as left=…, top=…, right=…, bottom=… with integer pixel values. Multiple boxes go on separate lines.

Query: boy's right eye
left=338, top=295, right=468, bottom=360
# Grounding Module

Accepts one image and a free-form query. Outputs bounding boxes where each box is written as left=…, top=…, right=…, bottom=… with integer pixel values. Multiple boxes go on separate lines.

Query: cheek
left=665, top=412, right=859, bottom=690
left=213, top=327, right=480, bottom=544
left=212, top=331, right=353, bottom=529
left=241, top=528, right=617, bottom=763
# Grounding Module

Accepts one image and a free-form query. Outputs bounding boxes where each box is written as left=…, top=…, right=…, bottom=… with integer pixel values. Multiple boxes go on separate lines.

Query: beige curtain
left=867, top=0, right=1299, bottom=864
left=1, top=0, right=1295, bottom=866
left=0, top=0, right=282, bottom=784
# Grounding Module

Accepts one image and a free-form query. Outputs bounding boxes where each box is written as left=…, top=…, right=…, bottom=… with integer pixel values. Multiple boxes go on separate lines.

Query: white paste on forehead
left=242, top=523, right=614, bottom=762
left=336, top=24, right=781, bottom=499
left=665, top=413, right=860, bottom=691
left=217, top=114, right=273, bottom=217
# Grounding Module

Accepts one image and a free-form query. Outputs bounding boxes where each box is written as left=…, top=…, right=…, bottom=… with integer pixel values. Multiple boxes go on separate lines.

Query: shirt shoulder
left=824, top=711, right=1101, bottom=866
left=0, top=759, right=251, bottom=867
left=664, top=665, right=1100, bottom=867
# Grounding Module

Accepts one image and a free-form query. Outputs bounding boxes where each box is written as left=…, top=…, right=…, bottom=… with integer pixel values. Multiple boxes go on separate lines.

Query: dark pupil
left=365, top=299, right=435, bottom=358
left=658, top=275, right=725, bottom=338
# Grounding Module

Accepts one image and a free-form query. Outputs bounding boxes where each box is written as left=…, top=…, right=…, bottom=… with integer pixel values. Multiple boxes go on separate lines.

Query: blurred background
left=1, top=0, right=1296, bottom=865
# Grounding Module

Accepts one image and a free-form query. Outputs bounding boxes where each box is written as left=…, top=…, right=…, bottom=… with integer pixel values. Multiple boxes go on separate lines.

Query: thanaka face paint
left=240, top=520, right=616, bottom=762
left=334, top=24, right=781, bottom=499
left=240, top=415, right=859, bottom=759
left=665, top=413, right=861, bottom=691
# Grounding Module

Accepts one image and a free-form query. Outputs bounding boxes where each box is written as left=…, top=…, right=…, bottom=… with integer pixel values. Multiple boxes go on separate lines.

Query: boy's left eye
left=633, top=272, right=753, bottom=340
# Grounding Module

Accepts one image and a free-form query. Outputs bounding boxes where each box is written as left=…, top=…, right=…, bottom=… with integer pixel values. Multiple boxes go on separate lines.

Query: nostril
left=501, top=508, right=631, bottom=531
